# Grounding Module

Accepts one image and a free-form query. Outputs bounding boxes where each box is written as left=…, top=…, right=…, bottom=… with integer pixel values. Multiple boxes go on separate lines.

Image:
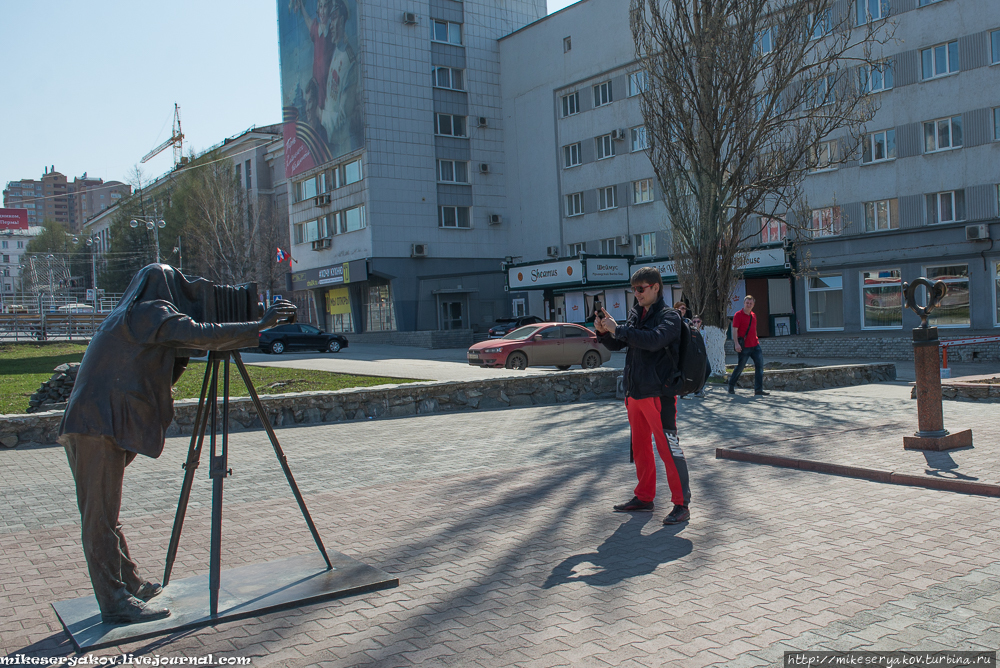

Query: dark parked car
left=258, top=324, right=349, bottom=354
left=487, top=315, right=544, bottom=338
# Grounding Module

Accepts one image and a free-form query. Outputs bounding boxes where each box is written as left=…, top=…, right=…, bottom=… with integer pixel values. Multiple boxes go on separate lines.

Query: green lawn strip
left=0, top=342, right=418, bottom=414
left=172, top=361, right=417, bottom=400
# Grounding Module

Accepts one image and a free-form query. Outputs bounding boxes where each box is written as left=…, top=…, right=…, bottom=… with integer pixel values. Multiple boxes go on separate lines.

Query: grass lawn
left=0, top=342, right=417, bottom=415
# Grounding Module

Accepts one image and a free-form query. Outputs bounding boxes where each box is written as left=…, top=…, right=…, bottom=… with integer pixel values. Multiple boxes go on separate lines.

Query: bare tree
left=630, top=0, right=892, bottom=372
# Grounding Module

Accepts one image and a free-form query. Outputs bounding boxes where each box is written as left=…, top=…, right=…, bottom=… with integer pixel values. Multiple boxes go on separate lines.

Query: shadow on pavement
left=542, top=514, right=692, bottom=588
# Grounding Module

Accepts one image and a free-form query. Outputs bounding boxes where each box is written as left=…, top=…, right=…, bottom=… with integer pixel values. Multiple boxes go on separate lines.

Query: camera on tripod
left=204, top=283, right=271, bottom=324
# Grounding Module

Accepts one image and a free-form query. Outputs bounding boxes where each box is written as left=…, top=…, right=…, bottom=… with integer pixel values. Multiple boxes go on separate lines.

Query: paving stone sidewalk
left=2, top=382, right=999, bottom=667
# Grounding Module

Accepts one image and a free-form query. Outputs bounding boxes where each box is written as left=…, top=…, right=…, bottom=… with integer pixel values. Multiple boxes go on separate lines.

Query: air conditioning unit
left=479, top=163, right=490, bottom=173
left=489, top=214, right=502, bottom=225
left=618, top=235, right=630, bottom=245
left=411, top=243, right=428, bottom=257
left=611, top=128, right=627, bottom=141
left=966, top=224, right=989, bottom=241
left=477, top=116, right=488, bottom=128
left=311, top=238, right=332, bottom=251
left=403, top=12, right=417, bottom=24
left=315, top=193, right=331, bottom=207
left=546, top=245, right=559, bottom=257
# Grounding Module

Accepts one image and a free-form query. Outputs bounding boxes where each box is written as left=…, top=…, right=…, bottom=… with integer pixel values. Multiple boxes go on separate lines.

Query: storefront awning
left=505, top=255, right=632, bottom=291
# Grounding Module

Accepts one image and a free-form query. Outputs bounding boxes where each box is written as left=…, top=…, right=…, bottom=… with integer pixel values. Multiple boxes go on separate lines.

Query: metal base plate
left=904, top=428, right=973, bottom=451
left=52, top=552, right=398, bottom=651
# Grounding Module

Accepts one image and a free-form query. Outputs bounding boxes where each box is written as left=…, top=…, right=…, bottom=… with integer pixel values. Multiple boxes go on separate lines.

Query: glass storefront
left=925, top=264, right=970, bottom=327
left=807, top=275, right=844, bottom=330
left=861, top=269, right=902, bottom=329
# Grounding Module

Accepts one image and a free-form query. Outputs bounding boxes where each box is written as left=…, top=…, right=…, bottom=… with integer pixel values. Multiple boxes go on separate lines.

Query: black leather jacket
left=597, top=298, right=682, bottom=400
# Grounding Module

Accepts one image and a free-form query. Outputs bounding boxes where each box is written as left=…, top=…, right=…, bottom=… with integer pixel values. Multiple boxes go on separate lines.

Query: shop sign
left=508, top=260, right=583, bottom=289
left=637, top=248, right=786, bottom=279
left=326, top=287, right=351, bottom=315
left=291, top=259, right=368, bottom=291
left=585, top=257, right=630, bottom=283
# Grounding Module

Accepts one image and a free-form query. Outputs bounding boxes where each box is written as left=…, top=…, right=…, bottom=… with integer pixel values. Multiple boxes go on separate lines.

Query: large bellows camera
left=205, top=283, right=264, bottom=324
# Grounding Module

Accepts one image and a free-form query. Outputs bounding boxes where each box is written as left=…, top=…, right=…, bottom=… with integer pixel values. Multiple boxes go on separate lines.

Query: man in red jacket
left=728, top=295, right=769, bottom=396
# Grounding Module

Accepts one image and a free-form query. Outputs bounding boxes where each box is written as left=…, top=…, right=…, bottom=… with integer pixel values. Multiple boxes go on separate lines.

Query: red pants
left=626, top=397, right=685, bottom=506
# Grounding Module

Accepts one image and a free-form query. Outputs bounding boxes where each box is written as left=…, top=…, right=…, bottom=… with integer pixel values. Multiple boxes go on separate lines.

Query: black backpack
left=663, top=318, right=710, bottom=397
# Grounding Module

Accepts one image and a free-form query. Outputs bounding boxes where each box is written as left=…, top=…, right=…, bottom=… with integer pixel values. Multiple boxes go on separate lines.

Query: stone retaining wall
left=910, top=383, right=1000, bottom=402
left=726, top=335, right=1000, bottom=363
left=732, top=363, right=897, bottom=392
left=0, top=363, right=896, bottom=448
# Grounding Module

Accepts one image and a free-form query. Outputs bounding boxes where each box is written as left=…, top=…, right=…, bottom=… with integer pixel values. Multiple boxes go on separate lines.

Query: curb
left=715, top=448, right=1000, bottom=498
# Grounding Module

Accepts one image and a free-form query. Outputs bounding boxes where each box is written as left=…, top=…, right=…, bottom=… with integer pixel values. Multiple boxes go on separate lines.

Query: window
left=761, top=216, right=786, bottom=244
left=568, top=243, right=585, bottom=256
left=296, top=176, right=318, bottom=202
left=343, top=159, right=362, bottom=185
left=994, top=108, right=1000, bottom=140
left=860, top=61, right=894, bottom=93
left=563, top=36, right=572, bottom=52
left=599, top=186, right=618, bottom=210
left=993, top=30, right=1000, bottom=65
left=633, top=179, right=654, bottom=204
left=806, top=75, right=836, bottom=108
left=294, top=219, right=321, bottom=244
left=432, top=20, right=462, bottom=45
left=809, top=11, right=831, bottom=38
left=565, top=192, right=584, bottom=217
left=439, top=206, right=471, bottom=228
left=435, top=114, right=467, bottom=137
left=343, top=204, right=366, bottom=232
left=810, top=207, right=842, bottom=237
left=245, top=160, right=252, bottom=190
left=807, top=275, right=844, bottom=330
left=921, top=41, right=959, bottom=79
left=600, top=238, right=618, bottom=255
left=862, top=129, right=896, bottom=163
left=925, top=264, right=970, bottom=327
left=631, top=126, right=649, bottom=152
left=596, top=134, right=615, bottom=160
left=2, top=255, right=8, bottom=264
left=561, top=92, right=579, bottom=117
left=924, top=116, right=963, bottom=152
left=0, top=241, right=6, bottom=249
left=926, top=190, right=965, bottom=223
left=994, top=261, right=1000, bottom=326
left=857, top=0, right=889, bottom=24
left=325, top=213, right=339, bottom=236
left=594, top=81, right=613, bottom=107
left=433, top=66, right=464, bottom=90
left=635, top=232, right=656, bottom=257
left=809, top=140, right=838, bottom=171
left=864, top=198, right=899, bottom=231
left=917, top=0, right=943, bottom=6
left=861, top=269, right=902, bottom=329
left=438, top=160, right=469, bottom=183
left=111, top=192, right=121, bottom=199
left=564, top=143, right=582, bottom=168
left=755, top=28, right=773, bottom=55
left=628, top=71, right=648, bottom=96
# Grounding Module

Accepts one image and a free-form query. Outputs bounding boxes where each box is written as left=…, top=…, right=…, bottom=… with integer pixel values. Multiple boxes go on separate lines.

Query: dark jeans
left=729, top=344, right=764, bottom=392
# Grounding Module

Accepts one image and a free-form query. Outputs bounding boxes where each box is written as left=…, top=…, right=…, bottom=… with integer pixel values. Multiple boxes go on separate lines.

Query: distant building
left=0, top=225, right=42, bottom=298
left=3, top=167, right=131, bottom=233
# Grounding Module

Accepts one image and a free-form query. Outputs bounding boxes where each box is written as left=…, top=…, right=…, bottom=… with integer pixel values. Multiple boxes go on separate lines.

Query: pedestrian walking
left=728, top=295, right=769, bottom=396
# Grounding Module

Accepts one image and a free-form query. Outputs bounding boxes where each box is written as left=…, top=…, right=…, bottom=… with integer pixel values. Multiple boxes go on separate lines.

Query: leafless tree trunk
left=630, top=0, right=892, bottom=370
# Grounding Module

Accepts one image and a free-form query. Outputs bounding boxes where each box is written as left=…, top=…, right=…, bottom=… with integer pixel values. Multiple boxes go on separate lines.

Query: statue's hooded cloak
left=59, top=264, right=260, bottom=458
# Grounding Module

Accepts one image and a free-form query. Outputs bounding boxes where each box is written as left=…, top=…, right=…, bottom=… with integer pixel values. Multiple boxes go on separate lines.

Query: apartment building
left=277, top=0, right=546, bottom=334
left=3, top=169, right=131, bottom=232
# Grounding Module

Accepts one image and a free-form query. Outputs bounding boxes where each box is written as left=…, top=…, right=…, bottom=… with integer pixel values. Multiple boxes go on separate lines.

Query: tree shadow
left=542, top=514, right=692, bottom=588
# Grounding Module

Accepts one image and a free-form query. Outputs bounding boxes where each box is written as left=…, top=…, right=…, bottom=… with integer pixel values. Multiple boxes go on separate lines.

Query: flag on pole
left=276, top=247, right=288, bottom=264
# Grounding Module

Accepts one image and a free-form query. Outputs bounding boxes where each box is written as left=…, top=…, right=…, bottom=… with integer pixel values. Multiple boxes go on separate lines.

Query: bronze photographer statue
left=58, top=264, right=295, bottom=625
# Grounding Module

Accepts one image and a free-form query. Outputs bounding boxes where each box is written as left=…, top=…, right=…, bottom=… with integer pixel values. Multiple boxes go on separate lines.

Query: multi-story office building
left=276, top=0, right=546, bottom=334
left=495, top=0, right=999, bottom=339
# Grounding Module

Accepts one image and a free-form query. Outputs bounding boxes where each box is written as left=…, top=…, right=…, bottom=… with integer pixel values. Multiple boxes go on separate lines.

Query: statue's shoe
left=101, top=595, right=170, bottom=625
left=134, top=581, right=163, bottom=601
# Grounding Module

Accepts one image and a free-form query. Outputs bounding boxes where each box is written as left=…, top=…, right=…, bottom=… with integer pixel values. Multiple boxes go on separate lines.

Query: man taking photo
left=595, top=267, right=690, bottom=526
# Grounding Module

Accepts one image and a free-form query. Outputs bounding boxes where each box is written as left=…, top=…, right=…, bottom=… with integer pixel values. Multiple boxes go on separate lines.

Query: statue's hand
left=259, top=300, right=297, bottom=330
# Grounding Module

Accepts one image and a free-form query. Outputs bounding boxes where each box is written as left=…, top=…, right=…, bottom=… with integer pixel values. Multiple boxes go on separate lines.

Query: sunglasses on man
left=630, top=284, right=656, bottom=294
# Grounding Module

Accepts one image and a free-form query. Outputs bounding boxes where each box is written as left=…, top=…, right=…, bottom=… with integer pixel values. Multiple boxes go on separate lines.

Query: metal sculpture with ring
left=900, top=277, right=972, bottom=451
left=902, top=277, right=947, bottom=328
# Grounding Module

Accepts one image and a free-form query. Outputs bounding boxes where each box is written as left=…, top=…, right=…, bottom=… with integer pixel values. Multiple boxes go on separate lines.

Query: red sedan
left=467, top=323, right=611, bottom=370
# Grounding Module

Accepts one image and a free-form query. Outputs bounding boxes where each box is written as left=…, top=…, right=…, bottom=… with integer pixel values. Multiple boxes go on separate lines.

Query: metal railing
left=0, top=312, right=109, bottom=341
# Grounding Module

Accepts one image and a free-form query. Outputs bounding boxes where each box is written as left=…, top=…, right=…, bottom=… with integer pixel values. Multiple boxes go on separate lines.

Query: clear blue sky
left=0, top=0, right=581, bottom=188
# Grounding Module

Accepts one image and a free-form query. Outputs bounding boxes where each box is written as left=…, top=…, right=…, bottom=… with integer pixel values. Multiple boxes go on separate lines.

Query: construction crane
left=141, top=103, right=185, bottom=167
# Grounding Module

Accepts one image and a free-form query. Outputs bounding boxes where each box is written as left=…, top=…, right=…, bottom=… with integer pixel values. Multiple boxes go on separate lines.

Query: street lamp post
left=130, top=214, right=166, bottom=263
